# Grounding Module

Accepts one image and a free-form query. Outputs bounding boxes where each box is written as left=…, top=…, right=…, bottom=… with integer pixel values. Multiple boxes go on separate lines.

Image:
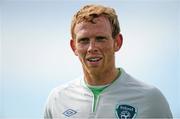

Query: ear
left=70, top=39, right=78, bottom=56
left=114, top=33, right=123, bottom=52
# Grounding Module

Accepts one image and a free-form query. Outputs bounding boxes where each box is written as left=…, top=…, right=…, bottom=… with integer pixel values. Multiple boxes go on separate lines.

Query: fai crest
left=115, top=104, right=137, bottom=119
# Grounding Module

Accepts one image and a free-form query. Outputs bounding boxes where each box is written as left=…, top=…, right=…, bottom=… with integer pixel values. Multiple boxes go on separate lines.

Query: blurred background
left=0, top=0, right=179, bottom=118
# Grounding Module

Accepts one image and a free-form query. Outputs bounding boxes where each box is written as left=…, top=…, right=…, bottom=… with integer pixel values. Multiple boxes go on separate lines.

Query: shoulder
left=143, top=86, right=172, bottom=117
left=49, top=77, right=81, bottom=98
left=121, top=70, right=172, bottom=117
left=124, top=72, right=166, bottom=99
left=125, top=73, right=165, bottom=100
left=119, top=68, right=169, bottom=105
left=120, top=69, right=155, bottom=91
left=45, top=77, right=82, bottom=104
left=44, top=77, right=82, bottom=117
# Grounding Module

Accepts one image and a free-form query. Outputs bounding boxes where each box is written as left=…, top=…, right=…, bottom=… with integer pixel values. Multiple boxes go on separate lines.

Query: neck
left=84, top=67, right=119, bottom=86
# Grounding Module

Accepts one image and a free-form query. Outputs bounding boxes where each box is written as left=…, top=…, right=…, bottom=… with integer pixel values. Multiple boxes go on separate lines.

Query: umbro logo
left=63, top=109, right=77, bottom=117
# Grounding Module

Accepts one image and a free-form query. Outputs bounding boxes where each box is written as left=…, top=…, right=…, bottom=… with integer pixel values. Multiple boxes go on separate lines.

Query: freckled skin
left=71, top=16, right=122, bottom=85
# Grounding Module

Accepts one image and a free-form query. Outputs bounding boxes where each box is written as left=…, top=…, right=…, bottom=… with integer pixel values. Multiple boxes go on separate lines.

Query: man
left=44, top=4, right=172, bottom=119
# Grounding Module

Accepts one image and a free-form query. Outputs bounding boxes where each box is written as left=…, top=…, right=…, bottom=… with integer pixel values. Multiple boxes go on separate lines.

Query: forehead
left=74, top=16, right=112, bottom=37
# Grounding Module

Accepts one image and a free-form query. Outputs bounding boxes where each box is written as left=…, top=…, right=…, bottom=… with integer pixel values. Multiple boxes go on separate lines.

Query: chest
left=52, top=91, right=150, bottom=118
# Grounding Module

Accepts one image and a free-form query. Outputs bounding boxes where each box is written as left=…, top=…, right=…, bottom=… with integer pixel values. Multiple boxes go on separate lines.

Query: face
left=71, top=16, right=122, bottom=74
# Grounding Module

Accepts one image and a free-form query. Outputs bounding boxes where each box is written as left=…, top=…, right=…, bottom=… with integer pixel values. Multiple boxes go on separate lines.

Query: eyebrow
left=77, top=37, right=89, bottom=41
left=96, top=36, right=107, bottom=39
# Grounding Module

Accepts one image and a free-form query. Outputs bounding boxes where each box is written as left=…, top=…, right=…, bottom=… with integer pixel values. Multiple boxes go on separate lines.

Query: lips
left=87, top=57, right=102, bottom=62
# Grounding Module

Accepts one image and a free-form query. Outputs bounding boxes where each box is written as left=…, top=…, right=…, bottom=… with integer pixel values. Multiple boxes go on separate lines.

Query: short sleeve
left=145, top=87, right=173, bottom=118
left=43, top=88, right=57, bottom=119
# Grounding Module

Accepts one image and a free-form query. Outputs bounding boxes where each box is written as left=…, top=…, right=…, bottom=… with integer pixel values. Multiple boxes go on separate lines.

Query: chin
left=88, top=67, right=102, bottom=73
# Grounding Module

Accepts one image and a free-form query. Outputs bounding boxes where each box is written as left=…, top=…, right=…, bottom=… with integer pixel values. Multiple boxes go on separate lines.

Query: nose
left=87, top=40, right=98, bottom=53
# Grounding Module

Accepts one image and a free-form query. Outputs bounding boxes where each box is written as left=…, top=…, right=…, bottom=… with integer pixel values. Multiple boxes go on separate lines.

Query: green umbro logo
left=115, top=104, right=137, bottom=119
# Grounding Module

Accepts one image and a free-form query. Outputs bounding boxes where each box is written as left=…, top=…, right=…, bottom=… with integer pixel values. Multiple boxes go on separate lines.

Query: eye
left=96, top=36, right=107, bottom=42
left=78, top=38, right=89, bottom=44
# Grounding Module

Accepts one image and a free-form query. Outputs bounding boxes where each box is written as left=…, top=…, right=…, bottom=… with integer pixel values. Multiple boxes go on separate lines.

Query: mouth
left=87, top=57, right=102, bottom=62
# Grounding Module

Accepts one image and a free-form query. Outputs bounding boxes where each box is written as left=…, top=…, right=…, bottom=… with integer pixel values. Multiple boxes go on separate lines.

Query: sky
left=1, top=0, right=180, bottom=118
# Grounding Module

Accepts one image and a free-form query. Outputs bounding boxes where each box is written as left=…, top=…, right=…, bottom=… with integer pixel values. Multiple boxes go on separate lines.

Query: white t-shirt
left=44, top=68, right=172, bottom=119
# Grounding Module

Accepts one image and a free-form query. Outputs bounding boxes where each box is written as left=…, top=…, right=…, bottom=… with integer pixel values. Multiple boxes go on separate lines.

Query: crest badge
left=115, top=104, right=137, bottom=119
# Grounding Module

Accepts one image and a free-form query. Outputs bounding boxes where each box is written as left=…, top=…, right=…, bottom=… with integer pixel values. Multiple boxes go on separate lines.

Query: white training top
left=44, top=68, right=172, bottom=119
